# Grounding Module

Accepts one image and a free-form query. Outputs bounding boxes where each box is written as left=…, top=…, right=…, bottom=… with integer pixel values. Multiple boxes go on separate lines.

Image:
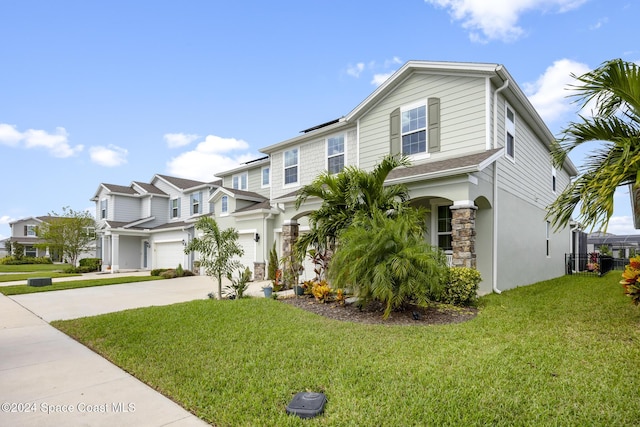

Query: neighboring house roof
left=588, top=233, right=640, bottom=246
left=386, top=149, right=503, bottom=183
left=132, top=181, right=167, bottom=196
left=209, top=187, right=269, bottom=203
left=154, top=174, right=209, bottom=191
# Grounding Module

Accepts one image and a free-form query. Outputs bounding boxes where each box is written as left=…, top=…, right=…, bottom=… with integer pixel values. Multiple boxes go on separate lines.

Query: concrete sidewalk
left=0, top=273, right=276, bottom=426
left=0, top=292, right=210, bottom=427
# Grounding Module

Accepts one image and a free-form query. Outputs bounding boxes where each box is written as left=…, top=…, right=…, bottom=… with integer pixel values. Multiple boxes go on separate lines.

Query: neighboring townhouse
left=92, top=174, right=220, bottom=272
left=208, top=60, right=579, bottom=293
left=6, top=216, right=96, bottom=262
left=7, top=216, right=56, bottom=259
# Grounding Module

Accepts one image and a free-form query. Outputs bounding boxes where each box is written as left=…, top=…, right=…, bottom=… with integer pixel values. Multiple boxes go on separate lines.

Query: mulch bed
left=280, top=295, right=478, bottom=326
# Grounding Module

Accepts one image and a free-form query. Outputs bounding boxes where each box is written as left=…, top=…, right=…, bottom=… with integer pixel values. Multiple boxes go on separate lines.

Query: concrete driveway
left=0, top=272, right=271, bottom=426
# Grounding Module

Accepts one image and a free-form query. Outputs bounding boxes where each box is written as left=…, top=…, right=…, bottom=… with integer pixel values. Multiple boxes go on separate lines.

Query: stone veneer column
left=450, top=203, right=477, bottom=269
left=282, top=220, right=299, bottom=287
left=253, top=262, right=266, bottom=281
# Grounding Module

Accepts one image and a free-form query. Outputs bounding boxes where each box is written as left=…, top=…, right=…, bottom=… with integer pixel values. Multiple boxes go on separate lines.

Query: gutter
left=492, top=74, right=509, bottom=294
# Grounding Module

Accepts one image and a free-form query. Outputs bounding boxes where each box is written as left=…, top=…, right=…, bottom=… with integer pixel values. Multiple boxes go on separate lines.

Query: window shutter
left=390, top=107, right=400, bottom=155
left=177, top=198, right=181, bottom=217
left=190, top=194, right=194, bottom=214
left=428, top=98, right=441, bottom=152
left=24, top=225, right=27, bottom=236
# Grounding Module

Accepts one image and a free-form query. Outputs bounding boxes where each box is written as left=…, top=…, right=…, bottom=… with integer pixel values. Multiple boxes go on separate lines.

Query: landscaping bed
left=280, top=295, right=477, bottom=325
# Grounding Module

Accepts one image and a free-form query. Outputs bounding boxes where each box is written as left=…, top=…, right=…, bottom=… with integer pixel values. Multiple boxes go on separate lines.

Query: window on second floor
left=506, top=105, right=515, bottom=160
left=402, top=104, right=427, bottom=156
left=232, top=173, right=248, bottom=190
left=284, top=148, right=299, bottom=186
left=25, top=225, right=36, bottom=237
left=171, top=198, right=180, bottom=218
left=327, top=135, right=345, bottom=174
left=221, top=196, right=229, bottom=215
left=552, top=167, right=557, bottom=193
left=100, top=199, right=108, bottom=219
left=437, top=205, right=452, bottom=252
left=262, top=166, right=270, bottom=188
left=191, top=192, right=202, bottom=215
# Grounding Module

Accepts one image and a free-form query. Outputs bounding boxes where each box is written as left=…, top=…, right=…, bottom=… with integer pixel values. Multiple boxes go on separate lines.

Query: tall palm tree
left=293, top=154, right=411, bottom=262
left=547, top=59, right=640, bottom=231
left=184, top=216, right=244, bottom=300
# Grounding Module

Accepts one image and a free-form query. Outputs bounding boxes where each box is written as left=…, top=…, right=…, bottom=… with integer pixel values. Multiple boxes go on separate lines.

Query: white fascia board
left=259, top=120, right=349, bottom=154
left=385, top=165, right=481, bottom=185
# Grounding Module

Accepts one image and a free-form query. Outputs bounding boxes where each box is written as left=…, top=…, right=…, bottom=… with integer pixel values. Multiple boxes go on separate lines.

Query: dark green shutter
left=390, top=107, right=400, bottom=155
left=428, top=98, right=440, bottom=152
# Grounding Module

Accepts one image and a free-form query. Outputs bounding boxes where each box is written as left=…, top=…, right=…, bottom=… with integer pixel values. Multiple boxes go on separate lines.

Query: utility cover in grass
left=286, top=392, right=327, bottom=419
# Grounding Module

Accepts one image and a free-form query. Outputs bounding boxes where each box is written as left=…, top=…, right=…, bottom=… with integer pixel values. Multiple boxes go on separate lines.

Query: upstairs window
left=233, top=173, right=248, bottom=190
left=171, top=198, right=180, bottom=218
left=191, top=192, right=202, bottom=215
left=262, top=166, right=270, bottom=188
left=221, top=196, right=229, bottom=215
left=327, top=135, right=345, bottom=174
left=506, top=105, right=515, bottom=160
left=284, top=148, right=299, bottom=186
left=437, top=205, right=452, bottom=251
left=25, top=225, right=36, bottom=237
left=401, top=104, right=427, bottom=155
left=100, top=199, right=108, bottom=219
left=552, top=167, right=557, bottom=193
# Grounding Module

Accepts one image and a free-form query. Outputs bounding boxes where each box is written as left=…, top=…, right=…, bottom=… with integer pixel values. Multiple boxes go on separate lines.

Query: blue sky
left=0, top=0, right=637, bottom=240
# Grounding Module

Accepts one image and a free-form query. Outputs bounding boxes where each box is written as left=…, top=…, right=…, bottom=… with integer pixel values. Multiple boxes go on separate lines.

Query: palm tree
left=328, top=209, right=447, bottom=319
left=293, top=154, right=411, bottom=262
left=184, top=217, right=244, bottom=300
left=547, top=59, right=640, bottom=231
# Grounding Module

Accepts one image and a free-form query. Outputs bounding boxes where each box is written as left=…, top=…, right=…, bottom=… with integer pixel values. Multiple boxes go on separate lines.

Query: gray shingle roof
left=386, top=149, right=502, bottom=181
left=102, top=184, right=138, bottom=195
left=156, top=174, right=207, bottom=190
left=132, top=181, right=167, bottom=195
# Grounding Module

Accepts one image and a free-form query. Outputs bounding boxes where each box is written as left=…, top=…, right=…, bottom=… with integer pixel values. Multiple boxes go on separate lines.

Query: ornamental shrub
left=79, top=258, right=102, bottom=271
left=440, top=267, right=482, bottom=306
left=620, top=256, right=640, bottom=306
left=151, top=268, right=169, bottom=276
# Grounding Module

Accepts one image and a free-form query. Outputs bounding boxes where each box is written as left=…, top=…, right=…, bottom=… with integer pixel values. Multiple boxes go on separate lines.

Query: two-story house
left=91, top=174, right=220, bottom=272
left=207, top=60, right=578, bottom=294
left=7, top=216, right=57, bottom=259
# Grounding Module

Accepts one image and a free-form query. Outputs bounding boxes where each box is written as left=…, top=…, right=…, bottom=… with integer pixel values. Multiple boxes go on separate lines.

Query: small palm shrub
left=267, top=243, right=279, bottom=280
left=439, top=267, right=482, bottom=306
left=329, top=210, right=448, bottom=318
left=225, top=267, right=252, bottom=299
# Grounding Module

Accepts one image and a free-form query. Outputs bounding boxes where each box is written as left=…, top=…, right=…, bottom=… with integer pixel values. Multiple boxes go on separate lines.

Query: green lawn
left=53, top=273, right=640, bottom=426
left=0, top=276, right=164, bottom=295
left=0, top=263, right=71, bottom=272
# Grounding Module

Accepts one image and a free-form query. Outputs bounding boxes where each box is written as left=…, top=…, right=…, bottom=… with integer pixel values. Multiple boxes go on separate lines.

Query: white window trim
left=261, top=166, right=270, bottom=188
left=326, top=133, right=346, bottom=174
left=220, top=195, right=229, bottom=217
left=100, top=198, right=108, bottom=219
left=191, top=192, right=201, bottom=215
left=283, top=147, right=300, bottom=188
left=26, top=225, right=37, bottom=237
left=232, top=172, right=248, bottom=191
left=171, top=198, right=179, bottom=218
left=552, top=167, right=557, bottom=194
left=505, top=103, right=516, bottom=163
left=400, top=99, right=431, bottom=161
left=430, top=201, right=453, bottom=253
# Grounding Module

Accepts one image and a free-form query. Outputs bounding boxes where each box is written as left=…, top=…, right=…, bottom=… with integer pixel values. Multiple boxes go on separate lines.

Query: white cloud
left=347, top=63, right=365, bottom=78
left=589, top=17, right=608, bottom=30
left=0, top=124, right=23, bottom=146
left=164, top=132, right=199, bottom=148
left=89, top=144, right=128, bottom=167
left=425, top=0, right=587, bottom=43
left=603, top=216, right=640, bottom=235
left=371, top=72, right=394, bottom=86
left=0, top=123, right=83, bottom=157
left=166, top=134, right=253, bottom=181
left=0, top=215, right=15, bottom=225
left=523, top=59, right=591, bottom=124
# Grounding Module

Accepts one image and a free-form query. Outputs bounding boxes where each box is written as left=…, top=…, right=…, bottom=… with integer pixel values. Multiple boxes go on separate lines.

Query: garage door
left=154, top=242, right=185, bottom=269
left=235, top=234, right=256, bottom=276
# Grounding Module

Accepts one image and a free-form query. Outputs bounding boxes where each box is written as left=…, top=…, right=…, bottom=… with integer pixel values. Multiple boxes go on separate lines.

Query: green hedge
left=0, top=256, right=53, bottom=265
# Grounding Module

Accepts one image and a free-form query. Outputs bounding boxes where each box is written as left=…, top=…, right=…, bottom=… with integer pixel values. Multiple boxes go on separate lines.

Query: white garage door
left=154, top=242, right=185, bottom=269
left=235, top=234, right=256, bottom=276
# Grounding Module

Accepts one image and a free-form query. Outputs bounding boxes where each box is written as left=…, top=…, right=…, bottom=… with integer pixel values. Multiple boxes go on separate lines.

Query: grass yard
left=0, top=263, right=71, bottom=272
left=0, top=272, right=80, bottom=283
left=53, top=273, right=640, bottom=426
left=0, top=275, right=164, bottom=295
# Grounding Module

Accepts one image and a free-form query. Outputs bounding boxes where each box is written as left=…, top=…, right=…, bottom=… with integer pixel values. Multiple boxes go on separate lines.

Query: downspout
left=492, top=75, right=509, bottom=294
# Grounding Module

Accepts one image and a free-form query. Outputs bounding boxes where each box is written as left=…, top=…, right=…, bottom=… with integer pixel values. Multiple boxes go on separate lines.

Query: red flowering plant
left=620, top=256, right=640, bottom=306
